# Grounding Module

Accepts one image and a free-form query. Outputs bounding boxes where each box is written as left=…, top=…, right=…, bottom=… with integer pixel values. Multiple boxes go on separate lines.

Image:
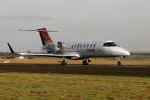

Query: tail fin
left=37, top=28, right=53, bottom=45
left=19, top=27, right=58, bottom=53
left=7, top=42, right=15, bottom=54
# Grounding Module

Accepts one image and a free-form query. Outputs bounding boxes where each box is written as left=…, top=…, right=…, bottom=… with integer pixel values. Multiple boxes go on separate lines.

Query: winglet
left=7, top=42, right=15, bottom=54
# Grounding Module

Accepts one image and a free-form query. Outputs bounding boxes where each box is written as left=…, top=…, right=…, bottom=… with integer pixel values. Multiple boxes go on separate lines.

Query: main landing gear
left=82, top=58, right=91, bottom=65
left=60, top=58, right=67, bottom=65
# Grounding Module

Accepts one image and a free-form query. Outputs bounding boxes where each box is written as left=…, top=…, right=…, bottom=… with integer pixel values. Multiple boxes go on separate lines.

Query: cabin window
left=77, top=43, right=79, bottom=49
left=83, top=44, right=86, bottom=48
left=73, top=44, right=76, bottom=48
left=79, top=44, right=82, bottom=48
left=87, top=44, right=89, bottom=48
left=93, top=44, right=96, bottom=48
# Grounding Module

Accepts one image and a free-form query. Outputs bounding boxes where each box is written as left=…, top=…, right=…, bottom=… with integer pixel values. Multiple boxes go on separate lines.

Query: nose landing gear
left=117, top=57, right=122, bottom=66
left=117, top=61, right=121, bottom=66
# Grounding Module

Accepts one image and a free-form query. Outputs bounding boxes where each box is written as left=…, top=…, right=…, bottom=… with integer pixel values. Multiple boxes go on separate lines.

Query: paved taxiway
left=0, top=64, right=149, bottom=77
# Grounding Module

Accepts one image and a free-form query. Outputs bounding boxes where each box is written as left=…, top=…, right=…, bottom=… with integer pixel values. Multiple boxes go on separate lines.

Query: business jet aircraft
left=7, top=28, right=130, bottom=65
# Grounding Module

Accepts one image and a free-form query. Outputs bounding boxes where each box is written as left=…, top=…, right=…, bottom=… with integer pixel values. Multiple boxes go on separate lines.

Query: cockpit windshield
left=103, top=42, right=118, bottom=47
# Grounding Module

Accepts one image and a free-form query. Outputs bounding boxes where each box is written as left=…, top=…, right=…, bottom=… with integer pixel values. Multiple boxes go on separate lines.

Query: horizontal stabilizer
left=18, top=29, right=58, bottom=32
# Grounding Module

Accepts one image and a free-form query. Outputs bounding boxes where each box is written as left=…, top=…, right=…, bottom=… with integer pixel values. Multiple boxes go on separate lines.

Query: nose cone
left=121, top=50, right=130, bottom=56
left=106, top=47, right=131, bottom=56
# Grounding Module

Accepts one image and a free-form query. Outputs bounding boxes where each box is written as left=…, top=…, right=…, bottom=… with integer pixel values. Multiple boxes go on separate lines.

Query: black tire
left=88, top=59, right=91, bottom=62
left=61, top=60, right=67, bottom=65
left=117, top=61, right=121, bottom=66
left=82, top=60, right=88, bottom=65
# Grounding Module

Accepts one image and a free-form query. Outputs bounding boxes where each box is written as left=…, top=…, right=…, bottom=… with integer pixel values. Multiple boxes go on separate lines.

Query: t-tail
left=19, top=28, right=58, bottom=53
left=37, top=28, right=57, bottom=53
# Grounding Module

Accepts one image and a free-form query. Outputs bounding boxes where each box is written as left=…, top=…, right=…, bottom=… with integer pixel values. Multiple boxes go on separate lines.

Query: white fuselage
left=45, top=41, right=130, bottom=59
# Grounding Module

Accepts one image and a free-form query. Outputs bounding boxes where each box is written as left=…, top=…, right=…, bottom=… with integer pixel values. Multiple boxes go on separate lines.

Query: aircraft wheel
left=82, top=59, right=88, bottom=65
left=88, top=59, right=91, bottom=62
left=117, top=61, right=121, bottom=66
left=60, top=59, right=67, bottom=65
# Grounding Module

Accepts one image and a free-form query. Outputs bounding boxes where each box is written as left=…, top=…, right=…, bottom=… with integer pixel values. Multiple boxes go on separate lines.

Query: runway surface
left=0, top=63, right=149, bottom=77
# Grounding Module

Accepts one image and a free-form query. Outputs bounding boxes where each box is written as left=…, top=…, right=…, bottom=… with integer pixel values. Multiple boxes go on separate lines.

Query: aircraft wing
left=18, top=52, right=80, bottom=58
left=7, top=42, right=80, bottom=58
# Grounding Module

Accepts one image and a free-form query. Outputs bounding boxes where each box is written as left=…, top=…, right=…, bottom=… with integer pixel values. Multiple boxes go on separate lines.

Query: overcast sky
left=0, top=0, right=150, bottom=52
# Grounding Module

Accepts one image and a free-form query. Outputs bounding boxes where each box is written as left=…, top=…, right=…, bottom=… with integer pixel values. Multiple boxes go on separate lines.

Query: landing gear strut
left=117, top=58, right=121, bottom=66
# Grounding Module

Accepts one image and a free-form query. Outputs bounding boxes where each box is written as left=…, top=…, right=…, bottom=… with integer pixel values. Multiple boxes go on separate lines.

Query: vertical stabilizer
left=19, top=27, right=58, bottom=53
left=37, top=28, right=57, bottom=52
left=37, top=28, right=53, bottom=45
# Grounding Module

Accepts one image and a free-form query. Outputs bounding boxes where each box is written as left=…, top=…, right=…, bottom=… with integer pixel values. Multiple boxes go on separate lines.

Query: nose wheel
left=117, top=61, right=121, bottom=66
